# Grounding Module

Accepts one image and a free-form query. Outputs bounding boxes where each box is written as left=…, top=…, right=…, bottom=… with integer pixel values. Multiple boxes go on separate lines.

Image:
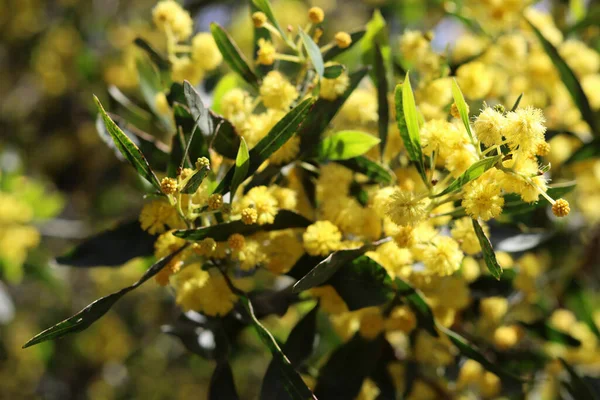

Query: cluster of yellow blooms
left=90, top=1, right=600, bottom=398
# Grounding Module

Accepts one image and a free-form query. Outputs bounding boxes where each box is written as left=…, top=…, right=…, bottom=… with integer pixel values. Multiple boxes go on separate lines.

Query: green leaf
left=451, top=79, right=475, bottom=142
left=329, top=256, right=394, bottom=310
left=472, top=218, right=503, bottom=280
left=318, top=130, right=380, bottom=160
left=56, top=220, right=155, bottom=267
left=322, top=30, right=366, bottom=61
left=395, top=78, right=427, bottom=184
left=299, top=28, right=324, bottom=78
left=210, top=23, right=260, bottom=89
left=502, top=182, right=576, bottom=215
left=133, top=37, right=169, bottom=71
left=565, top=7, right=600, bottom=35
left=323, top=64, right=345, bottom=79
left=314, top=334, right=383, bottom=399
left=136, top=57, right=173, bottom=131
left=240, top=297, right=316, bottom=400
left=292, top=240, right=385, bottom=293
left=210, top=116, right=241, bottom=160
left=566, top=138, right=600, bottom=164
left=299, top=68, right=369, bottom=156
left=181, top=165, right=210, bottom=194
left=174, top=210, right=312, bottom=241
left=260, top=305, right=319, bottom=399
left=361, top=10, right=389, bottom=83
left=439, top=326, right=524, bottom=384
left=434, top=156, right=501, bottom=197
left=527, top=19, right=598, bottom=135
left=374, top=43, right=389, bottom=158
left=519, top=320, right=581, bottom=347
left=510, top=93, right=523, bottom=112
left=214, top=97, right=315, bottom=195
left=23, top=248, right=185, bottom=348
left=183, top=80, right=213, bottom=137
left=336, top=156, right=394, bottom=184
left=211, top=73, right=244, bottom=114
left=394, top=278, right=437, bottom=337
left=94, top=95, right=161, bottom=190
left=252, top=0, right=294, bottom=48
left=209, top=363, right=240, bottom=400
left=230, top=137, right=250, bottom=202
left=560, top=358, right=600, bottom=400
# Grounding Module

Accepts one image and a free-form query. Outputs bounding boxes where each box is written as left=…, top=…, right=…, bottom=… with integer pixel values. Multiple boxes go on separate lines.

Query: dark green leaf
left=361, top=10, right=389, bottom=84
left=510, top=93, right=523, bottom=112
left=314, top=334, right=383, bottom=399
left=136, top=57, right=173, bottom=131
left=323, top=64, right=345, bottom=79
left=214, top=97, right=315, bottom=195
left=374, top=43, right=389, bottom=158
left=260, top=305, right=319, bottom=399
left=94, top=96, right=161, bottom=190
left=519, top=320, right=581, bottom=347
left=299, top=68, right=369, bottom=156
left=23, top=249, right=185, bottom=348
left=230, top=138, right=250, bottom=202
left=240, top=297, right=315, bottom=400
left=299, top=28, right=324, bottom=78
left=293, top=241, right=385, bottom=293
left=286, top=253, right=323, bottom=280
left=527, top=19, right=598, bottom=135
left=181, top=165, right=210, bottom=194
left=472, top=219, right=503, bottom=280
left=133, top=37, right=169, bottom=70
left=209, top=363, right=240, bottom=400
left=56, top=220, right=155, bottom=267
left=439, top=326, right=523, bottom=384
left=210, top=23, right=260, bottom=89
left=451, top=79, right=475, bottom=141
left=252, top=0, right=294, bottom=48
left=319, top=130, right=380, bottom=160
left=560, top=358, right=600, bottom=400
left=329, top=256, right=394, bottom=311
left=210, top=115, right=241, bottom=159
left=394, top=278, right=437, bottom=337
left=174, top=210, right=312, bottom=241
left=434, top=156, right=501, bottom=197
left=322, top=30, right=366, bottom=61
left=566, top=138, right=600, bottom=164
left=183, top=80, right=213, bottom=137
left=336, top=156, right=394, bottom=184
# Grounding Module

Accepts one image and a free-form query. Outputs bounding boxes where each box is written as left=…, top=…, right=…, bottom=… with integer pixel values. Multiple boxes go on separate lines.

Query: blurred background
left=1, top=0, right=597, bottom=399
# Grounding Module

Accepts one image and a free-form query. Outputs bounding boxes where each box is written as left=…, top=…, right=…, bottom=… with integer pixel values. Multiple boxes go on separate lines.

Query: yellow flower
left=0, top=193, right=33, bottom=224
left=191, top=32, right=223, bottom=71
left=480, top=296, right=508, bottom=323
left=160, top=177, right=177, bottom=195
left=445, top=147, right=478, bottom=178
left=220, top=89, right=253, bottom=127
left=399, top=30, right=429, bottom=63
left=303, top=220, right=342, bottom=256
left=139, top=200, right=184, bottom=235
left=420, top=119, right=462, bottom=157
left=320, top=72, right=349, bottom=101
left=207, top=193, right=223, bottom=210
left=462, top=180, right=504, bottom=221
left=423, top=236, right=463, bottom=276
left=252, top=12, right=267, bottom=28
left=241, top=208, right=258, bottom=225
left=414, top=331, right=455, bottom=366
left=334, top=31, right=352, bottom=48
left=358, top=308, right=385, bottom=339
left=171, top=56, right=204, bottom=85
left=456, top=61, right=493, bottom=99
left=385, top=189, right=430, bottom=227
left=308, top=7, right=325, bottom=23
left=152, top=0, right=193, bottom=41
left=259, top=71, right=298, bottom=110
left=451, top=217, right=485, bottom=255
left=457, top=359, right=483, bottom=388
left=309, top=285, right=348, bottom=314
left=473, top=107, right=506, bottom=147
left=154, top=230, right=186, bottom=259
left=174, top=266, right=237, bottom=316
left=270, top=186, right=297, bottom=210
left=194, top=238, right=217, bottom=256
left=264, top=230, right=303, bottom=274
left=340, top=88, right=378, bottom=125
left=270, top=135, right=300, bottom=165
left=385, top=306, right=417, bottom=333
left=257, top=38, right=276, bottom=65
left=552, top=198, right=570, bottom=217
left=239, top=186, right=279, bottom=225
left=231, top=238, right=267, bottom=270
left=493, top=325, right=520, bottom=350
left=504, top=107, right=547, bottom=155
left=227, top=233, right=245, bottom=250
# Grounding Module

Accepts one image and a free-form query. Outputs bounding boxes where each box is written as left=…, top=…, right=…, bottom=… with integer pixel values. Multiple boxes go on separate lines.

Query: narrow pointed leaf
left=230, top=137, right=250, bottom=202
left=374, top=43, right=389, bottom=157
left=319, top=130, right=380, bottom=160
left=209, top=363, right=240, bottom=400
left=527, top=19, right=597, bottom=135
left=434, top=155, right=501, bottom=197
left=23, top=248, right=184, bottom=348
left=394, top=278, right=437, bottom=337
left=472, top=218, right=503, bottom=280
left=94, top=96, right=161, bottom=190
left=240, top=297, right=316, bottom=400
left=183, top=80, right=213, bottom=136
left=174, top=210, right=312, bottom=241
left=451, top=79, right=475, bottom=141
left=181, top=165, right=210, bottom=194
left=133, top=37, right=169, bottom=70
left=323, top=64, right=345, bottom=79
left=519, top=320, right=581, bottom=347
left=210, top=23, right=260, bottom=88
left=299, top=28, right=324, bottom=78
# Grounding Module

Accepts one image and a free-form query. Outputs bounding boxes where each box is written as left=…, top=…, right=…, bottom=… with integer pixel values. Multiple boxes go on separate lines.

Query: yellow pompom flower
left=309, top=285, right=348, bottom=314
left=191, top=32, right=223, bottom=71
left=504, top=107, right=547, bottom=155
left=152, top=0, right=193, bottom=41
left=252, top=12, right=267, bottom=28
left=264, top=230, right=303, bottom=274
left=303, top=220, right=342, bottom=256
left=334, top=32, right=352, bottom=48
left=493, top=325, right=520, bottom=350
left=239, top=186, right=279, bottom=225
left=480, top=296, right=508, bottom=323
left=456, top=61, right=493, bottom=99
left=462, top=180, right=504, bottom=221
left=270, top=135, right=300, bottom=165
left=171, top=56, right=204, bottom=85
left=385, top=306, right=417, bottom=333
left=194, top=238, right=217, bottom=256
left=393, top=225, right=415, bottom=248
left=160, top=177, right=177, bottom=195
left=552, top=198, right=570, bottom=217
left=259, top=71, right=298, bottom=110
left=241, top=208, right=258, bottom=225
left=139, top=200, right=184, bottom=235
left=174, top=266, right=237, bottom=316
left=340, top=88, right=378, bottom=125
left=473, top=107, right=506, bottom=147
left=450, top=217, right=486, bottom=255
left=231, top=238, right=267, bottom=270
left=420, top=119, right=461, bottom=157
left=359, top=308, right=385, bottom=339
left=207, top=193, right=223, bottom=210
left=385, top=189, right=430, bottom=227
left=308, top=7, right=325, bottom=23
left=228, top=233, right=245, bottom=250
left=154, top=230, right=186, bottom=259
left=423, top=236, right=463, bottom=276
left=220, top=88, right=253, bottom=127
left=320, top=72, right=349, bottom=101
left=257, top=38, right=276, bottom=66
left=445, top=147, right=478, bottom=178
